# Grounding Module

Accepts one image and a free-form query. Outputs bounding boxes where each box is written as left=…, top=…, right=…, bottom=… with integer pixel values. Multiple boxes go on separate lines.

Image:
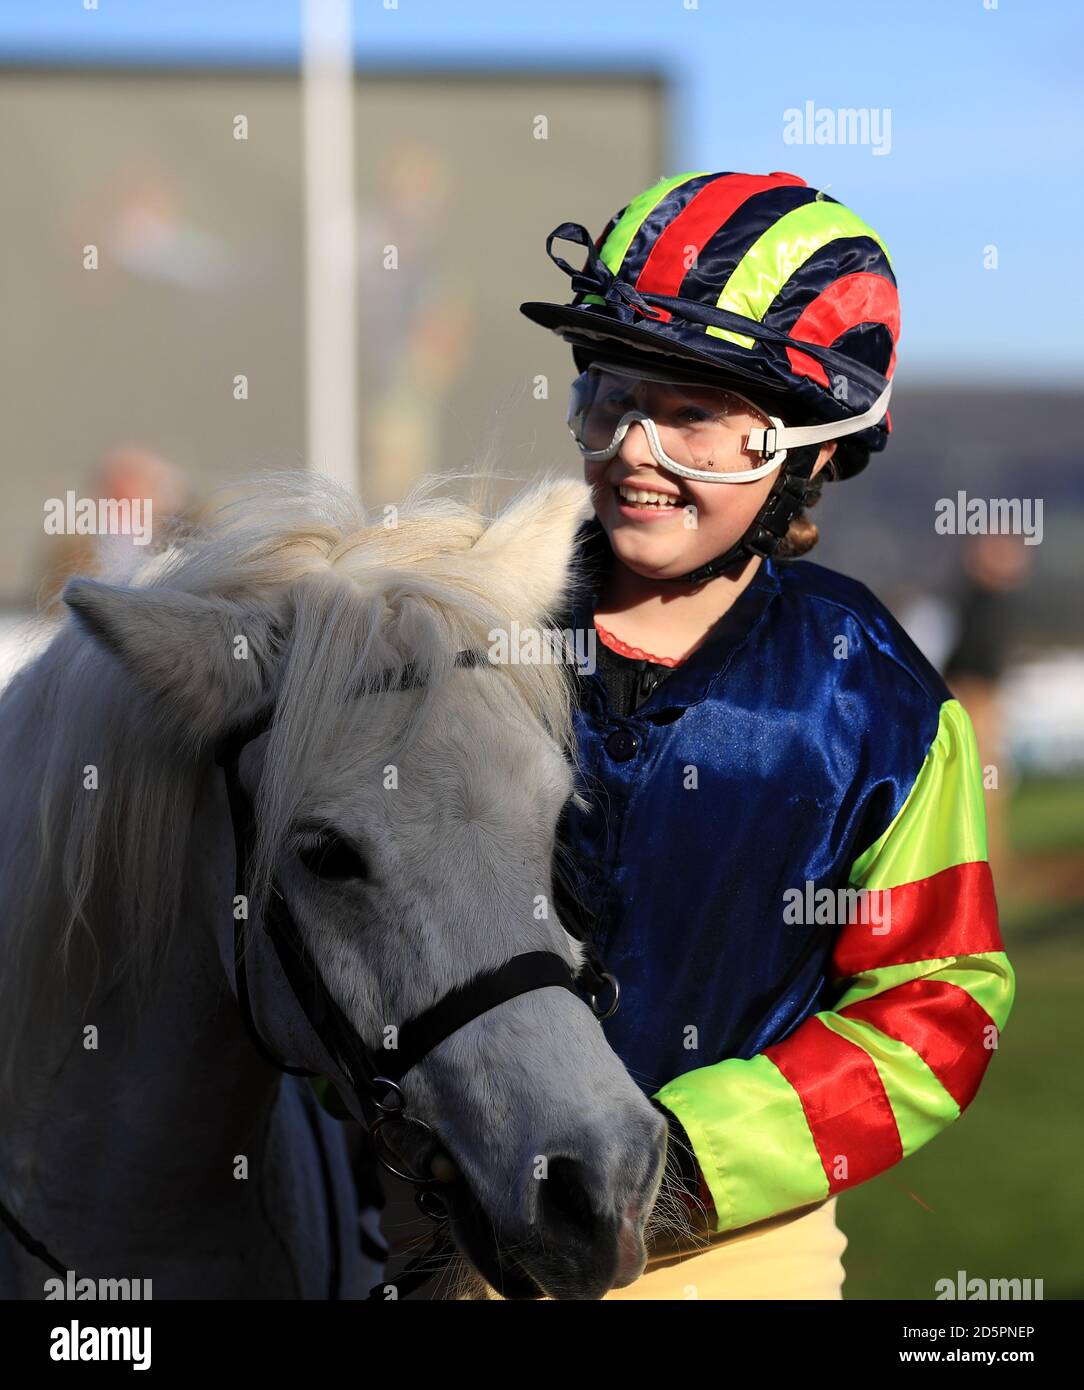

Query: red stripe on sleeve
left=764, top=1018, right=902, bottom=1193
left=832, top=860, right=1002, bottom=979
left=839, top=978, right=998, bottom=1111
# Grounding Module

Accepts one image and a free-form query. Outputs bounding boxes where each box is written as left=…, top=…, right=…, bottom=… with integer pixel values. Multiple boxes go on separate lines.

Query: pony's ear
left=62, top=578, right=284, bottom=745
left=469, top=475, right=593, bottom=620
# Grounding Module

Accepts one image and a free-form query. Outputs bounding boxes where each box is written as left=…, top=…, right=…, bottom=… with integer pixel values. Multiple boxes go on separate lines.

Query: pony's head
left=51, top=470, right=667, bottom=1298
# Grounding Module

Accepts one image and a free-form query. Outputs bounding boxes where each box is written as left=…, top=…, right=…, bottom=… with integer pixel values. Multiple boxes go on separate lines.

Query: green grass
left=1008, top=776, right=1084, bottom=855
left=839, top=934, right=1083, bottom=1299
left=837, top=775, right=1083, bottom=1297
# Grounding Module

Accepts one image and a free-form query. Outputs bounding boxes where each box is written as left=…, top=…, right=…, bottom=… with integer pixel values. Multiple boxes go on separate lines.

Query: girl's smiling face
left=582, top=381, right=835, bottom=582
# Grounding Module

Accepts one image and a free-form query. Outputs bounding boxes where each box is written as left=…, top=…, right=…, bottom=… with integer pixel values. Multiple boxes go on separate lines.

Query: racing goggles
left=567, top=359, right=892, bottom=483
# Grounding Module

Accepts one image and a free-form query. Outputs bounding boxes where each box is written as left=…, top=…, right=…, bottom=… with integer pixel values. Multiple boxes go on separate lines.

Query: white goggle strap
left=746, top=380, right=893, bottom=462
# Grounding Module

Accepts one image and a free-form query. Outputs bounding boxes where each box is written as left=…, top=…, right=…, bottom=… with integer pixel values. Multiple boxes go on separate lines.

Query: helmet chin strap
left=665, top=443, right=822, bottom=587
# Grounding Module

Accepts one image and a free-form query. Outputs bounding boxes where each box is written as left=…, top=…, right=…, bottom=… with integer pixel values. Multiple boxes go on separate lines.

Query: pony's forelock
left=0, top=470, right=583, bottom=1101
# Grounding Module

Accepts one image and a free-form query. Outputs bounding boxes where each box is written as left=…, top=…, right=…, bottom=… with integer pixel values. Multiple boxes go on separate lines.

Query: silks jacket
left=555, top=517, right=1015, bottom=1235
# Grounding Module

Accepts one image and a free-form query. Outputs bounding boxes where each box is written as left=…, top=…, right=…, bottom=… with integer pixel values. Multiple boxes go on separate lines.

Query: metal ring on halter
left=370, top=1113, right=443, bottom=1185
left=370, top=1076, right=405, bottom=1113
left=415, top=1186, right=450, bottom=1221
left=590, top=972, right=620, bottom=1021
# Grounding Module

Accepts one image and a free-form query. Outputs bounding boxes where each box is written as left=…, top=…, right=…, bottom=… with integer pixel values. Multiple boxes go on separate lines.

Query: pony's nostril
left=621, top=1195, right=648, bottom=1228
left=538, top=1156, right=596, bottom=1234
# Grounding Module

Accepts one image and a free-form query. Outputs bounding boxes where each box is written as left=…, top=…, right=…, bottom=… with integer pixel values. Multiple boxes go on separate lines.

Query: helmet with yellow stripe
left=520, top=170, right=899, bottom=480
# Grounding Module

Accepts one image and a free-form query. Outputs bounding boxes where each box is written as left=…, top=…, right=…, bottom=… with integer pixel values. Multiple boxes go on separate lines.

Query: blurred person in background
left=942, top=533, right=1033, bottom=880
left=358, top=138, right=476, bottom=502
left=36, top=444, right=192, bottom=617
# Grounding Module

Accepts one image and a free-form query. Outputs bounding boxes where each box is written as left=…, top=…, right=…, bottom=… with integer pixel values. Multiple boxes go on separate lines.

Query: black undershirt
left=592, top=629, right=681, bottom=717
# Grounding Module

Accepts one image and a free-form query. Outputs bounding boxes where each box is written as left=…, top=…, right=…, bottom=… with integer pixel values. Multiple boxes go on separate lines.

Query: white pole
left=302, top=0, right=357, bottom=492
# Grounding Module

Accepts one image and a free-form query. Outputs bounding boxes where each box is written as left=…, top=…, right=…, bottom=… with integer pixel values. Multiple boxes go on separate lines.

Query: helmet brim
left=519, top=300, right=781, bottom=395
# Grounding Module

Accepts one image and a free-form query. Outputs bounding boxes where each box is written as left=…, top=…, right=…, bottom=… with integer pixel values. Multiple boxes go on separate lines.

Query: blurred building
left=0, top=62, right=663, bottom=606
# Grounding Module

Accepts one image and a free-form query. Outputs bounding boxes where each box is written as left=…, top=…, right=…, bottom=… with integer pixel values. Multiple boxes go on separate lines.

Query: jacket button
left=606, top=728, right=641, bottom=761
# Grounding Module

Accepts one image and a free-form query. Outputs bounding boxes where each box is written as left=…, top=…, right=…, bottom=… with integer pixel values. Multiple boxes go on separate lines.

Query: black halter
left=215, top=646, right=619, bottom=1299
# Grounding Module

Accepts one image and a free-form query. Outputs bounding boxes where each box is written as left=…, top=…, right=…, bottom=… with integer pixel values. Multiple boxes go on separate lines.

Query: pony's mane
left=0, top=469, right=586, bottom=1100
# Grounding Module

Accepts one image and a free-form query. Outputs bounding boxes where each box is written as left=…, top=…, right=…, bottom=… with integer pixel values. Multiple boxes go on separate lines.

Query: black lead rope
left=0, top=1198, right=68, bottom=1280
left=298, top=1074, right=342, bottom=1301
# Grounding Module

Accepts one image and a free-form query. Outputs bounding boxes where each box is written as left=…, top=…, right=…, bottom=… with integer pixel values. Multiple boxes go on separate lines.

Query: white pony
left=0, top=471, right=672, bottom=1300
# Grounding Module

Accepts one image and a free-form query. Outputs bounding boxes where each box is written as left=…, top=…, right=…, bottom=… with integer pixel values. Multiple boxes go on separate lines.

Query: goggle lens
left=567, top=364, right=774, bottom=478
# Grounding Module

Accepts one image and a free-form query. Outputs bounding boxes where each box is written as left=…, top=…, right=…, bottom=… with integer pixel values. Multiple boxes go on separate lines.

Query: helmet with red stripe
left=520, top=170, right=899, bottom=480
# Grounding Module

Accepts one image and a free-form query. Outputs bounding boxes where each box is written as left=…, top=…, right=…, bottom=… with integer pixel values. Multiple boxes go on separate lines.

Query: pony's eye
left=297, top=833, right=370, bottom=881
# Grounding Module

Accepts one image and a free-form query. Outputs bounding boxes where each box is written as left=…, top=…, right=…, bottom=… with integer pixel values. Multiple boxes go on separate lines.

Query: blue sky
left=2, top=0, right=1081, bottom=386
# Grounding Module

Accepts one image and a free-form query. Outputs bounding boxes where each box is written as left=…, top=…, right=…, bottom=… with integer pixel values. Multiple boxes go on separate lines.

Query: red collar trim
left=594, top=620, right=684, bottom=668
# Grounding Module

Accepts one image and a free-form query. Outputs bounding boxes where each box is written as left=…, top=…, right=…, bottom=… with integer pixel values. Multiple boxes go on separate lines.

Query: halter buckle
left=370, top=1112, right=441, bottom=1185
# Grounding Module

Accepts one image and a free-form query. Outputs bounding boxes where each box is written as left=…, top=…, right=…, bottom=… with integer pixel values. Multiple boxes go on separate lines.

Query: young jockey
left=519, top=170, right=1016, bottom=1298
